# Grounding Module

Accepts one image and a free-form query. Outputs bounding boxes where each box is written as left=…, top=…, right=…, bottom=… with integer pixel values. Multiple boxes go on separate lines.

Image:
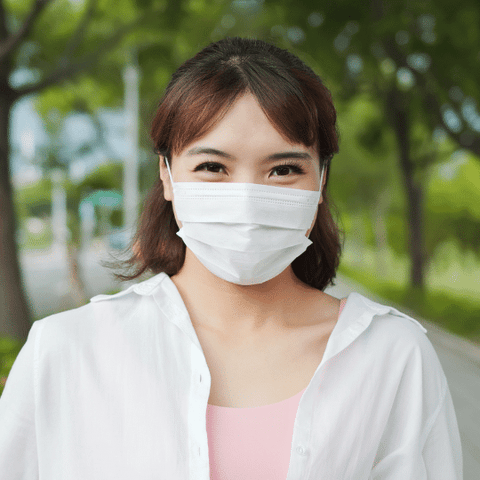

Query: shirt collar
left=320, top=292, right=427, bottom=367
left=91, top=272, right=427, bottom=362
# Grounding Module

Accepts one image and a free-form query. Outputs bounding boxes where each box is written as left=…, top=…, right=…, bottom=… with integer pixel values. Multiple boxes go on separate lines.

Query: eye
left=193, top=162, right=226, bottom=174
left=271, top=162, right=306, bottom=176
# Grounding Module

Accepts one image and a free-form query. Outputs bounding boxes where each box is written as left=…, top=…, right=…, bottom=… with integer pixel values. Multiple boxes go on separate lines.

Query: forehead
left=179, top=94, right=318, bottom=158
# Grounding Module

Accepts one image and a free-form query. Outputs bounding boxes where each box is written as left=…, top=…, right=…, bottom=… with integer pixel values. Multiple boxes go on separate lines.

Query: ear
left=159, top=155, right=173, bottom=201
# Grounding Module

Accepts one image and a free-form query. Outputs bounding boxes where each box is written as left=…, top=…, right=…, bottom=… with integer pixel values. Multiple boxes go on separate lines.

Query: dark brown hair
left=117, top=37, right=344, bottom=290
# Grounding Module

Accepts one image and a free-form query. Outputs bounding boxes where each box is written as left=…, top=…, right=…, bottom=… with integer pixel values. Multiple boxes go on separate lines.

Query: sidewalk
left=20, top=240, right=122, bottom=320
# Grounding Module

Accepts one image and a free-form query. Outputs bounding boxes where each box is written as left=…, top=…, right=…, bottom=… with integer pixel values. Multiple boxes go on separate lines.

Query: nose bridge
left=231, top=164, right=263, bottom=184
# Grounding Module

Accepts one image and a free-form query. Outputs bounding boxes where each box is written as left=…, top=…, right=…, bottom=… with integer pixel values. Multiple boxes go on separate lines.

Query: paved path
left=20, top=248, right=479, bottom=479
left=20, top=243, right=122, bottom=320
left=326, top=276, right=480, bottom=480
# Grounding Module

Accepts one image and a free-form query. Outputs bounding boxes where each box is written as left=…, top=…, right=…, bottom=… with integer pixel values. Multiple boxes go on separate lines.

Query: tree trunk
left=385, top=88, right=426, bottom=290
left=0, top=93, right=32, bottom=340
left=67, top=243, right=87, bottom=308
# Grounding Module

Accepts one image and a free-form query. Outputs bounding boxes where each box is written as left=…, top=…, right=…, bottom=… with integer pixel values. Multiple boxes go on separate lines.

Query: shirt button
left=296, top=445, right=307, bottom=456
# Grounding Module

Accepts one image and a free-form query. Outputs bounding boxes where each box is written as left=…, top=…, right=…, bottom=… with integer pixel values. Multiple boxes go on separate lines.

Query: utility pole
left=20, top=128, right=35, bottom=163
left=122, top=57, right=140, bottom=237
left=50, top=168, right=68, bottom=259
left=79, top=200, right=95, bottom=254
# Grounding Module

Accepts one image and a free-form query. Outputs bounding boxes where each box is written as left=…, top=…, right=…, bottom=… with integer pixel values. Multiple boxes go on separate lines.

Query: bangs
left=164, top=68, right=247, bottom=156
left=151, top=52, right=337, bottom=164
left=246, top=64, right=320, bottom=153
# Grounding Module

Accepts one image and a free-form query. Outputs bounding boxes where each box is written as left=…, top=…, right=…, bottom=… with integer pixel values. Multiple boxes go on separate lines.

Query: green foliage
left=36, top=76, right=120, bottom=122
left=21, top=220, right=53, bottom=250
left=78, top=162, right=123, bottom=193
left=385, top=209, right=408, bottom=255
left=356, top=117, right=388, bottom=156
left=110, top=208, right=123, bottom=228
left=14, top=178, right=53, bottom=219
left=14, top=161, right=124, bottom=250
left=261, top=0, right=480, bottom=153
left=71, top=162, right=124, bottom=242
left=339, top=259, right=480, bottom=344
left=30, top=0, right=231, bottom=170
left=425, top=153, right=480, bottom=257
left=0, top=335, right=23, bottom=398
left=257, top=0, right=480, bottom=283
left=328, top=94, right=400, bottom=212
left=17, top=177, right=74, bottom=214
left=427, top=154, right=480, bottom=219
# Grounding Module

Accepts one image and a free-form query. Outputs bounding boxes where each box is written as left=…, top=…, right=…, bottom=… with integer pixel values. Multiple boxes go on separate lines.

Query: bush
left=0, top=336, right=23, bottom=398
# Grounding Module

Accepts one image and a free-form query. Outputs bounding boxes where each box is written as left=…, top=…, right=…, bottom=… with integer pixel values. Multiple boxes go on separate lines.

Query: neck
left=170, top=247, right=317, bottom=334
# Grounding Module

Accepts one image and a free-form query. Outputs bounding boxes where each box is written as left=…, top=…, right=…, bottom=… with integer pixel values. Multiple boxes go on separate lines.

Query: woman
left=0, top=37, right=462, bottom=479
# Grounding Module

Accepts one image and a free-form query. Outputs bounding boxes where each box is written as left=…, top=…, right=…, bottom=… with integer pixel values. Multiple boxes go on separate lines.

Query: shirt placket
left=188, top=343, right=211, bottom=479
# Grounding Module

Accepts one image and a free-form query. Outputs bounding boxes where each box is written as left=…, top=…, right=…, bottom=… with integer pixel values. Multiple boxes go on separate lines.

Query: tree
left=259, top=0, right=480, bottom=291
left=0, top=0, right=228, bottom=340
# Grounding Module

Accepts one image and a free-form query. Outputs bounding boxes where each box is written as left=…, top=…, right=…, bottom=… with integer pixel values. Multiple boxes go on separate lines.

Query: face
left=159, top=93, right=326, bottom=235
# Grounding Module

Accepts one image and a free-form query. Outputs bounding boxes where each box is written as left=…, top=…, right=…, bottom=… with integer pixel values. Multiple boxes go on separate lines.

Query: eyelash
left=193, top=161, right=306, bottom=176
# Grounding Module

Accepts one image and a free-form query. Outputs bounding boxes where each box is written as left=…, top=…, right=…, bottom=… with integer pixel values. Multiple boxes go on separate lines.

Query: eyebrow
left=186, top=147, right=313, bottom=161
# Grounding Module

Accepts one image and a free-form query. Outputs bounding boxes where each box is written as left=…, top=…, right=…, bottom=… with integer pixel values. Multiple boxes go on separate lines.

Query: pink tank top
left=206, top=297, right=348, bottom=479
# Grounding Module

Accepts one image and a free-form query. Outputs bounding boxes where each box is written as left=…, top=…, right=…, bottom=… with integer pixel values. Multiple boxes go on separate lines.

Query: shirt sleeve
left=0, top=320, right=40, bottom=479
left=369, top=381, right=463, bottom=480
left=421, top=384, right=463, bottom=479
left=368, top=317, right=464, bottom=480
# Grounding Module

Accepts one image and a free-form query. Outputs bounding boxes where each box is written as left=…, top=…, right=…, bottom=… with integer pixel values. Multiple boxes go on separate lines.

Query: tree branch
left=0, top=0, right=52, bottom=61
left=382, top=39, right=480, bottom=158
left=0, top=1, right=8, bottom=41
left=422, top=90, right=480, bottom=157
left=13, top=9, right=150, bottom=99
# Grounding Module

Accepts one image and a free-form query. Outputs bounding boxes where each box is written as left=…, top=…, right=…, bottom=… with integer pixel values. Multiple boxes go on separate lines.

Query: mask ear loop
left=319, top=164, right=326, bottom=201
left=164, top=156, right=174, bottom=186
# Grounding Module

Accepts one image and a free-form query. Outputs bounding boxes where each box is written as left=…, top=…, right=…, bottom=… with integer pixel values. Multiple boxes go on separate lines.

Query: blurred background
left=0, top=0, right=479, bottom=473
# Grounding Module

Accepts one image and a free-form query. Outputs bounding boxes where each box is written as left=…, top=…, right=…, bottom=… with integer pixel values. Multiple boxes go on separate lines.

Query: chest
left=195, top=320, right=336, bottom=408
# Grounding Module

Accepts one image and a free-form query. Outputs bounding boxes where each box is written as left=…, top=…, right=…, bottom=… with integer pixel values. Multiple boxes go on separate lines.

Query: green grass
left=20, top=228, right=53, bottom=251
left=338, top=251, right=480, bottom=344
left=0, top=336, right=23, bottom=397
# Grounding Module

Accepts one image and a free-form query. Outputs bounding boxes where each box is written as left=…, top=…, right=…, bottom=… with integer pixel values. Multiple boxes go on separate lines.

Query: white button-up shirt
left=0, top=272, right=463, bottom=479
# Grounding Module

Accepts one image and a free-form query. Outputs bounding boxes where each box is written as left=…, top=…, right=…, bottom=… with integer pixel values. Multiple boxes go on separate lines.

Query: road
left=20, top=245, right=480, bottom=479
left=20, top=241, right=123, bottom=320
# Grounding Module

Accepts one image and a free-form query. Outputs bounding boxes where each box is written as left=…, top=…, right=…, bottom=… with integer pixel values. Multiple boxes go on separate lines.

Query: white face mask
left=164, top=158, right=325, bottom=285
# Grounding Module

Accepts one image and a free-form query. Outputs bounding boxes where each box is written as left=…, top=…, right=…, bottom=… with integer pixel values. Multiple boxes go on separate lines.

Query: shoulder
left=34, top=287, right=133, bottom=333
left=351, top=293, right=448, bottom=393
left=372, top=309, right=430, bottom=350
left=348, top=292, right=428, bottom=341
left=371, top=310, right=441, bottom=376
left=33, top=301, right=98, bottom=337
left=32, top=273, right=170, bottom=352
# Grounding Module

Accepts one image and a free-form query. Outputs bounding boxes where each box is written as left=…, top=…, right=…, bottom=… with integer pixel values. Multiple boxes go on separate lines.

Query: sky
left=10, top=96, right=128, bottom=185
